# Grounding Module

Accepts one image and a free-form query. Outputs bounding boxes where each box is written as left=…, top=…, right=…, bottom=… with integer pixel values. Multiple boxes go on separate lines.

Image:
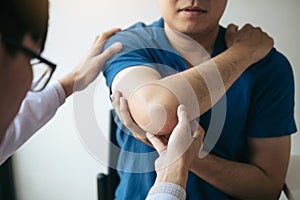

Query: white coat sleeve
left=0, top=81, right=66, bottom=165
left=146, top=182, right=186, bottom=200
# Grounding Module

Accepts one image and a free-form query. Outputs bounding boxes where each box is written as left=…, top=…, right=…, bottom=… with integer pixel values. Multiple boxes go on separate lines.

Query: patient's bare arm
left=112, top=24, right=274, bottom=135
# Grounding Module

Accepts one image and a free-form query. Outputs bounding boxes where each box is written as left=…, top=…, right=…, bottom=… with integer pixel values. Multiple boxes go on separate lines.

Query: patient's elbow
left=128, top=83, right=179, bottom=135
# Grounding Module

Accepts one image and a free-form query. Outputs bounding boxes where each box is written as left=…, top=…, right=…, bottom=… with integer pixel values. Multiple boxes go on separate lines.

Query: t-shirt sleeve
left=0, top=81, right=63, bottom=165
left=246, top=49, right=297, bottom=137
left=103, top=30, right=159, bottom=92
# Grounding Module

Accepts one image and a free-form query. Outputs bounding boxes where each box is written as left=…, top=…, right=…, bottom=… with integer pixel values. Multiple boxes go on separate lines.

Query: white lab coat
left=0, top=82, right=186, bottom=200
left=0, top=81, right=66, bottom=165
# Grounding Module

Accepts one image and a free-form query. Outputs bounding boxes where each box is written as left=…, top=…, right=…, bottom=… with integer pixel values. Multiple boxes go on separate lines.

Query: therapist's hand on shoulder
left=59, top=28, right=122, bottom=97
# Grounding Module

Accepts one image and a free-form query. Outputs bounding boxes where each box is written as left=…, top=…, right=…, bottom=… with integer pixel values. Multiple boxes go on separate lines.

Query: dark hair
left=0, top=0, right=49, bottom=55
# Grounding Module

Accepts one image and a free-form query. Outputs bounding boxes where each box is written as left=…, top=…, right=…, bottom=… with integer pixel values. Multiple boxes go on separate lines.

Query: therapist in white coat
left=0, top=1, right=198, bottom=199
left=0, top=0, right=122, bottom=165
left=0, top=30, right=122, bottom=165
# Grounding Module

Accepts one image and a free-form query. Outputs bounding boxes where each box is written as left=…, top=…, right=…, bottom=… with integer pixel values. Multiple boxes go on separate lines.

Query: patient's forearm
left=115, top=46, right=252, bottom=135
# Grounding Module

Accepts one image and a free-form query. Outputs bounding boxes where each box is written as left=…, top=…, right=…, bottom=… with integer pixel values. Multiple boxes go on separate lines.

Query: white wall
left=12, top=1, right=299, bottom=200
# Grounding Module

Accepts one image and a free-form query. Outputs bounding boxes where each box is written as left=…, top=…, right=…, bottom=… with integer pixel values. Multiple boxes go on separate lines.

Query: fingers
left=225, top=23, right=239, bottom=48
left=94, top=28, right=121, bottom=47
left=177, top=104, right=189, bottom=125
left=226, top=22, right=274, bottom=59
left=239, top=23, right=266, bottom=36
left=192, top=121, right=205, bottom=142
left=113, top=91, right=131, bottom=127
left=93, top=41, right=122, bottom=73
left=112, top=91, right=147, bottom=138
left=92, top=29, right=122, bottom=66
left=113, top=91, right=122, bottom=117
left=97, top=42, right=123, bottom=60
left=119, top=96, right=135, bottom=129
left=90, top=27, right=122, bottom=57
left=227, top=23, right=239, bottom=33
left=191, top=121, right=205, bottom=157
left=239, top=23, right=257, bottom=33
left=99, top=28, right=122, bottom=41
left=146, top=133, right=167, bottom=155
left=240, top=23, right=274, bottom=48
left=168, top=104, right=191, bottom=145
left=95, top=42, right=122, bottom=65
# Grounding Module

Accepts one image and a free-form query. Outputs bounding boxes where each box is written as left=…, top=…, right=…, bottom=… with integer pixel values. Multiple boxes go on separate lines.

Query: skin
left=0, top=28, right=122, bottom=146
left=111, top=0, right=291, bottom=198
left=159, top=0, right=227, bottom=53
left=58, top=28, right=122, bottom=97
left=113, top=95, right=204, bottom=190
left=115, top=92, right=290, bottom=199
left=112, top=24, right=274, bottom=135
left=147, top=105, right=204, bottom=190
left=0, top=34, right=40, bottom=140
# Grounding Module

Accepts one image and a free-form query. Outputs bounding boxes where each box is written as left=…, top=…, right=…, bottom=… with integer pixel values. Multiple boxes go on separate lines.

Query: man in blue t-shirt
left=103, top=1, right=297, bottom=199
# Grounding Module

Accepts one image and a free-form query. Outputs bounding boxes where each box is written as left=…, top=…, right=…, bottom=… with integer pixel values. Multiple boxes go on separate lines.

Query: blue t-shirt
left=103, top=18, right=297, bottom=200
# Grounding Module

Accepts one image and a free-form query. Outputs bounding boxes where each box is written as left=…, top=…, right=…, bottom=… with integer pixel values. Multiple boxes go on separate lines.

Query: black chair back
left=0, top=157, right=16, bottom=200
left=97, top=110, right=120, bottom=200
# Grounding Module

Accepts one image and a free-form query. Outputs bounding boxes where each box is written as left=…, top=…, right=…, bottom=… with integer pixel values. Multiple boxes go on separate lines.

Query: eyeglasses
left=1, top=35, right=56, bottom=92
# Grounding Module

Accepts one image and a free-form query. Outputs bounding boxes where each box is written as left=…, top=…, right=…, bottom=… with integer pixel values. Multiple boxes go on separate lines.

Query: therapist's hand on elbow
left=147, top=104, right=204, bottom=189
left=112, top=93, right=204, bottom=189
left=112, top=91, right=153, bottom=147
left=59, top=28, right=122, bottom=97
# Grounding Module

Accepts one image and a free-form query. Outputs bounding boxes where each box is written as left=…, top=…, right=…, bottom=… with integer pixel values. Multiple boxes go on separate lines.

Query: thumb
left=225, top=24, right=239, bottom=48
left=177, top=104, right=189, bottom=125
left=146, top=133, right=166, bottom=155
left=168, top=104, right=190, bottom=145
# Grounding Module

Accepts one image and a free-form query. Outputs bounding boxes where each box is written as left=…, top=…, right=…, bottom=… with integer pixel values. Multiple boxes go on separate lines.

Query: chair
left=0, top=157, right=16, bottom=200
left=97, top=110, right=120, bottom=200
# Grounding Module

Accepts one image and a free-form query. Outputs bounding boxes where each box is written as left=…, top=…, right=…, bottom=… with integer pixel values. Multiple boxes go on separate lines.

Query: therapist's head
left=0, top=0, right=50, bottom=134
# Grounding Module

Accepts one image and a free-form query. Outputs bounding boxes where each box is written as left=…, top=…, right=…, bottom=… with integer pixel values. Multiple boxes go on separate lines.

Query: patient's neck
left=164, top=26, right=219, bottom=67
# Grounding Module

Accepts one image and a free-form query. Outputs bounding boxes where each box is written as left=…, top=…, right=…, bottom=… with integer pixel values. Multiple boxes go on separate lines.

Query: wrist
left=58, top=72, right=75, bottom=97
left=226, top=45, right=255, bottom=68
left=190, top=155, right=200, bottom=172
left=155, top=162, right=189, bottom=189
left=190, top=151, right=210, bottom=177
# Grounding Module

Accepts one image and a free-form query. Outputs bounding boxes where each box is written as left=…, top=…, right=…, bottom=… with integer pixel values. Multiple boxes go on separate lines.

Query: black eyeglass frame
left=0, top=34, right=56, bottom=91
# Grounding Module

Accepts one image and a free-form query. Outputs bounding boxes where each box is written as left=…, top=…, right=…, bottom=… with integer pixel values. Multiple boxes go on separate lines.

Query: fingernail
left=180, top=104, right=186, bottom=111
left=113, top=42, right=122, bottom=50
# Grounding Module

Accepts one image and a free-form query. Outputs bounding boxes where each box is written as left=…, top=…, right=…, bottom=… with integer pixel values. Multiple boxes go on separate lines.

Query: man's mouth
left=179, top=6, right=207, bottom=15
